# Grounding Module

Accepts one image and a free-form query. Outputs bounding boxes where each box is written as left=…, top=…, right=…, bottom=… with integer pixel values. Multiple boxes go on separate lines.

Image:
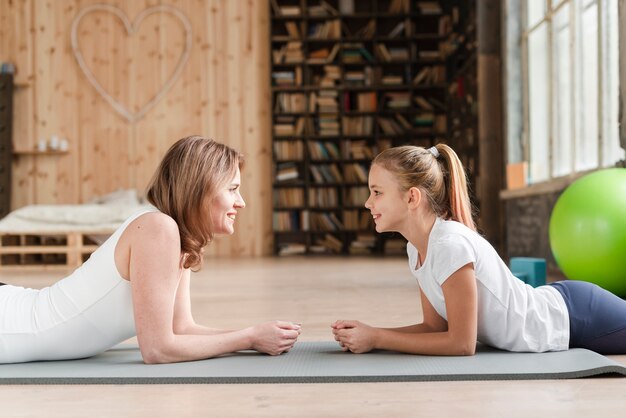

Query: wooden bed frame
left=0, top=228, right=115, bottom=271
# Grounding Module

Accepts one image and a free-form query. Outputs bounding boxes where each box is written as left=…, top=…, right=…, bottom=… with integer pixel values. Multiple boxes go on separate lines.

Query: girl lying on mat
left=0, top=136, right=300, bottom=364
left=331, top=144, right=626, bottom=356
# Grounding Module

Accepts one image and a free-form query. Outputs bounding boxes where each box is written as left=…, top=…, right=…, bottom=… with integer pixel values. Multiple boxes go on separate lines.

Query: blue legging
left=550, top=280, right=626, bottom=354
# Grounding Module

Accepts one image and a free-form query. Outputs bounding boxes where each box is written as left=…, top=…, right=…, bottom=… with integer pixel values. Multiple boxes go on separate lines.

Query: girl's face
left=364, top=164, right=408, bottom=233
left=209, top=167, right=245, bottom=235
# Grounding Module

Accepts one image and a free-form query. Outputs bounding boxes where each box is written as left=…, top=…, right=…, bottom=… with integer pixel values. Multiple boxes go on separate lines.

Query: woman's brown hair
left=146, top=135, right=243, bottom=269
left=372, top=144, right=476, bottom=231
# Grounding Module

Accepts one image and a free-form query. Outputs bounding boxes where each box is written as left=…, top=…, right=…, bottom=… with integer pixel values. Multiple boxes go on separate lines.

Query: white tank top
left=0, top=208, right=155, bottom=363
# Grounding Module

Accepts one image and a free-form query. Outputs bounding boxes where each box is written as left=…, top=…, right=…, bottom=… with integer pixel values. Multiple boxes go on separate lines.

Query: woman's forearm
left=174, top=322, right=235, bottom=336
left=139, top=328, right=253, bottom=364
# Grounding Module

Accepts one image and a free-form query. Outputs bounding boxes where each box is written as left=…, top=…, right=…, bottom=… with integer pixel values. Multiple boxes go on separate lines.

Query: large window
left=521, top=0, right=623, bottom=184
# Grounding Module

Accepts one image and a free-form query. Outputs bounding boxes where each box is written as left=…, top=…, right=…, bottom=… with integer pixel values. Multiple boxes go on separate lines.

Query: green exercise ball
left=549, top=168, right=626, bottom=296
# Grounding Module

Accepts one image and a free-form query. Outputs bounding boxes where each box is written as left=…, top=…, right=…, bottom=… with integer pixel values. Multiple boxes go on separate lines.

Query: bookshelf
left=270, top=0, right=453, bottom=256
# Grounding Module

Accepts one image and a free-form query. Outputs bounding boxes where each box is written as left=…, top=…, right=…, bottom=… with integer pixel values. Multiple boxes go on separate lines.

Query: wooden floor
left=2, top=256, right=626, bottom=417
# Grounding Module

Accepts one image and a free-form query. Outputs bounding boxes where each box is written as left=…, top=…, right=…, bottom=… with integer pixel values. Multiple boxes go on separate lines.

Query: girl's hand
left=331, top=320, right=376, bottom=354
left=248, top=321, right=301, bottom=355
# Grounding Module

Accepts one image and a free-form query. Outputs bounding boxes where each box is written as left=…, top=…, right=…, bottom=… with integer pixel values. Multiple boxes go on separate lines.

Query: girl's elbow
left=452, top=336, right=476, bottom=356
left=459, top=343, right=476, bottom=356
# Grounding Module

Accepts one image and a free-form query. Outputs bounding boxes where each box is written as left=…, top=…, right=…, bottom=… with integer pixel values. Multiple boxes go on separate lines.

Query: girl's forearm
left=373, top=328, right=476, bottom=356
left=383, top=322, right=442, bottom=334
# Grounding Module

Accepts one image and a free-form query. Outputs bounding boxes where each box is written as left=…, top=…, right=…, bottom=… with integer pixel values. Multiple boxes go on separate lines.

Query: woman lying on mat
left=0, top=136, right=301, bottom=364
left=332, top=144, right=626, bottom=356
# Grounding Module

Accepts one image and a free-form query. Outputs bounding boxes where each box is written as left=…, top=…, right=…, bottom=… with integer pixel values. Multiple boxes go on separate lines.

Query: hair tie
left=427, top=146, right=439, bottom=158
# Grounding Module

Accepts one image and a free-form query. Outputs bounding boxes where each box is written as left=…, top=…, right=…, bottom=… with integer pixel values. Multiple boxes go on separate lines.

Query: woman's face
left=209, top=167, right=245, bottom=235
left=364, top=164, right=408, bottom=234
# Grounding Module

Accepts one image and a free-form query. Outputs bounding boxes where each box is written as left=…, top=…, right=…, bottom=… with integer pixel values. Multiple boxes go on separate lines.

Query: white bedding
left=0, top=204, right=153, bottom=234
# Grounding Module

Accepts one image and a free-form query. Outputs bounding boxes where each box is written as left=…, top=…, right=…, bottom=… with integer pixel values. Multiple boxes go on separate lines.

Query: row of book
left=271, top=65, right=445, bottom=88
left=273, top=114, right=445, bottom=137
left=273, top=210, right=374, bottom=232
left=274, top=138, right=392, bottom=162
left=276, top=236, right=407, bottom=256
left=274, top=140, right=304, bottom=160
left=275, top=92, right=445, bottom=114
left=272, top=42, right=442, bottom=65
left=271, top=0, right=412, bottom=18
left=274, top=186, right=371, bottom=208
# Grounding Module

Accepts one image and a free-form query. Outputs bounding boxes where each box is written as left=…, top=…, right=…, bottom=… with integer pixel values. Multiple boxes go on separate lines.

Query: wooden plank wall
left=0, top=0, right=272, bottom=256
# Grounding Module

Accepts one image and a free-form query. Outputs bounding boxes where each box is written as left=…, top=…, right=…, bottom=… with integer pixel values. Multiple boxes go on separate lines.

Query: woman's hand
left=248, top=321, right=301, bottom=355
left=331, top=320, right=377, bottom=354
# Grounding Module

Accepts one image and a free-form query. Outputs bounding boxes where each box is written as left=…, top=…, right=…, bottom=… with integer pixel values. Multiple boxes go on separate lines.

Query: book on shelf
left=344, top=186, right=369, bottom=206
left=278, top=5, right=301, bottom=16
left=416, top=1, right=442, bottom=15
left=274, top=140, right=303, bottom=161
left=273, top=210, right=309, bottom=232
left=310, top=212, right=344, bottom=231
left=343, top=163, right=368, bottom=183
left=272, top=41, right=304, bottom=64
left=381, top=75, right=403, bottom=85
left=274, top=188, right=304, bottom=207
left=308, top=141, right=340, bottom=160
left=278, top=243, right=307, bottom=256
left=342, top=116, right=374, bottom=135
left=284, top=21, right=300, bottom=38
left=394, top=113, right=412, bottom=131
left=274, top=115, right=297, bottom=136
left=354, top=19, right=376, bottom=39
left=314, top=233, right=343, bottom=253
left=377, top=116, right=406, bottom=135
left=342, top=43, right=374, bottom=64
left=309, top=164, right=342, bottom=184
left=308, top=20, right=341, bottom=39
left=343, top=139, right=375, bottom=159
left=309, top=188, right=338, bottom=207
left=418, top=50, right=442, bottom=60
left=275, top=162, right=300, bottom=182
left=387, top=22, right=405, bottom=38
left=343, top=211, right=374, bottom=230
left=274, top=92, right=306, bottom=113
left=384, top=92, right=410, bottom=109
left=373, top=43, right=391, bottom=62
left=414, top=95, right=435, bottom=111
left=272, top=66, right=302, bottom=86
left=384, top=238, right=407, bottom=255
left=349, top=233, right=376, bottom=254
left=308, top=1, right=339, bottom=16
left=412, top=65, right=445, bottom=85
left=338, top=0, right=354, bottom=14
left=388, top=0, right=409, bottom=13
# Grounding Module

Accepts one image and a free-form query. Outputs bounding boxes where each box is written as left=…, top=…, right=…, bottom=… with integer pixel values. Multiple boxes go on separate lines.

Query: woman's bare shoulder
left=125, top=211, right=180, bottom=242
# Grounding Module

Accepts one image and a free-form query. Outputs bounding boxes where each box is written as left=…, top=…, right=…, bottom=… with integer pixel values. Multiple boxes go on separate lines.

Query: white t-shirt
left=407, top=218, right=569, bottom=352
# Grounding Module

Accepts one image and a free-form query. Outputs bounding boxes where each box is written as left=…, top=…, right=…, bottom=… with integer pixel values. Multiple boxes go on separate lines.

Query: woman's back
left=0, top=209, right=153, bottom=363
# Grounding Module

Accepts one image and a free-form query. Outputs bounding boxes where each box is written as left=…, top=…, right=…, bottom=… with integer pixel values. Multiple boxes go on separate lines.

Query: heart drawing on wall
left=71, top=4, right=192, bottom=123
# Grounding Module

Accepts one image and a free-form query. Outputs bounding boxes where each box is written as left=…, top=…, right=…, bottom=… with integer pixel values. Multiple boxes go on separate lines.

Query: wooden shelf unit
left=270, top=0, right=456, bottom=256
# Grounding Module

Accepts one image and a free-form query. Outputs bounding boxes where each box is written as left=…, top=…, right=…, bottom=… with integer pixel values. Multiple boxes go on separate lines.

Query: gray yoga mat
left=1, top=341, right=625, bottom=384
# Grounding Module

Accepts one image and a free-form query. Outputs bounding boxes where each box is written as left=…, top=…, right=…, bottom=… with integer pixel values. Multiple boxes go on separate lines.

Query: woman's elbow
left=139, top=339, right=177, bottom=364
